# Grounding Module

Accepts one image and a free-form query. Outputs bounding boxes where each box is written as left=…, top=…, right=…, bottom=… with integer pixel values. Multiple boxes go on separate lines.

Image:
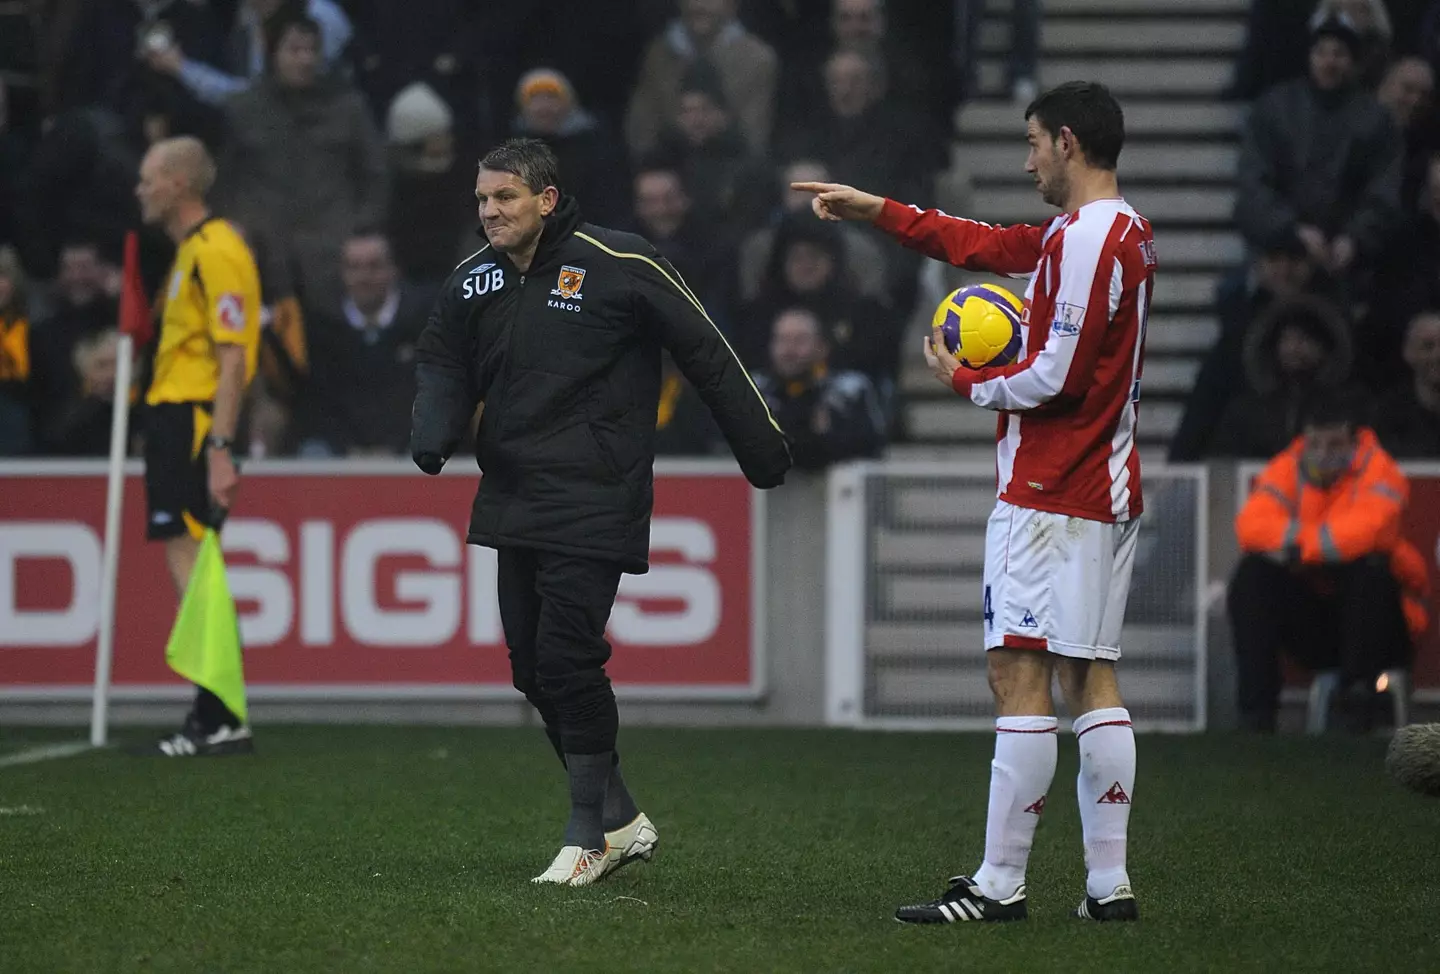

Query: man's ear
left=1058, top=125, right=1079, bottom=161
left=539, top=185, right=560, bottom=215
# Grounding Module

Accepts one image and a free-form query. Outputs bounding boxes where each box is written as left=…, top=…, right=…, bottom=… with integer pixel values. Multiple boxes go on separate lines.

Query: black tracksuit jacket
left=410, top=196, right=792, bottom=573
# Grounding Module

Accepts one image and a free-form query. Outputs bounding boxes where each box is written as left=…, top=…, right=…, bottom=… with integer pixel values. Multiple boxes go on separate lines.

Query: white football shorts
left=981, top=499, right=1140, bottom=661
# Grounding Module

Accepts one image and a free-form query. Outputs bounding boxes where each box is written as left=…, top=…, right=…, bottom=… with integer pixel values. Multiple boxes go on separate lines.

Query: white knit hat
left=386, top=82, right=453, bottom=144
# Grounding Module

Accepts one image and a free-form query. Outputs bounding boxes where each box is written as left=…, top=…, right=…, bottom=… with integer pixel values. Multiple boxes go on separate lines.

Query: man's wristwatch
left=206, top=434, right=234, bottom=454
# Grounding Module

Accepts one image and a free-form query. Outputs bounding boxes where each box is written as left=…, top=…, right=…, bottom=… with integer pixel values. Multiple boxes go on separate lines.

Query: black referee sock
left=562, top=752, right=611, bottom=851
left=603, top=760, right=641, bottom=832
left=191, top=686, right=239, bottom=734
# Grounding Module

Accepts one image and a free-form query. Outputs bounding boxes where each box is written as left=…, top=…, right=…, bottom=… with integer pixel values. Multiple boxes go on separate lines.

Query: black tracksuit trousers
left=1227, top=553, right=1412, bottom=722
left=496, top=547, right=623, bottom=758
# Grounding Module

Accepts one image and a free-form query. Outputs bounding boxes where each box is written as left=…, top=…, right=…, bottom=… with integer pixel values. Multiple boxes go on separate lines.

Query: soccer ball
left=932, top=284, right=1024, bottom=368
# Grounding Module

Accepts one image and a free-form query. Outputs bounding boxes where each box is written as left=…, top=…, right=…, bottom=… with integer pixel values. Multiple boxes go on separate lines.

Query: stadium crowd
left=0, top=0, right=1044, bottom=471
left=8, top=1, right=1440, bottom=471
left=1173, top=0, right=1440, bottom=462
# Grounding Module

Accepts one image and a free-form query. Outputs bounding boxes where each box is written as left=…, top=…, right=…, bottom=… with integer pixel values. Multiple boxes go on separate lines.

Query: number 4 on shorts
left=983, top=584, right=994, bottom=630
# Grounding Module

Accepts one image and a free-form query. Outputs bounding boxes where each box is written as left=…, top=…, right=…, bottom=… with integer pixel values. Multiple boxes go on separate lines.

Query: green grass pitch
left=1, top=726, right=1436, bottom=973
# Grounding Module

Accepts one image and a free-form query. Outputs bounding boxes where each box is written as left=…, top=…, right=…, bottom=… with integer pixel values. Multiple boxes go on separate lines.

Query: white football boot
left=603, top=813, right=659, bottom=877
left=531, top=845, right=608, bottom=887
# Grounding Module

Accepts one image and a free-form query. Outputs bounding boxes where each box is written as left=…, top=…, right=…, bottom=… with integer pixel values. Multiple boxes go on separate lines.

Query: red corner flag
left=118, top=231, right=152, bottom=345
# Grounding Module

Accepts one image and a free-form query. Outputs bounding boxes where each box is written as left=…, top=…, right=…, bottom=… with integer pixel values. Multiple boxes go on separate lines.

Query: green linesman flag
left=166, top=529, right=247, bottom=723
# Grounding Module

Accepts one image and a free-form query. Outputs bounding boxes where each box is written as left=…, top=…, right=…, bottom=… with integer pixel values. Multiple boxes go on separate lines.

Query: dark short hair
left=478, top=138, right=561, bottom=195
left=344, top=226, right=392, bottom=256
left=265, top=10, right=320, bottom=63
left=1302, top=388, right=1371, bottom=431
left=633, top=163, right=687, bottom=192
left=773, top=305, right=824, bottom=338
left=1025, top=81, right=1125, bottom=170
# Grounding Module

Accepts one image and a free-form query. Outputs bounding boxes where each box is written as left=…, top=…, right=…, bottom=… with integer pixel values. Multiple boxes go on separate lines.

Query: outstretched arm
left=790, top=181, right=1046, bottom=275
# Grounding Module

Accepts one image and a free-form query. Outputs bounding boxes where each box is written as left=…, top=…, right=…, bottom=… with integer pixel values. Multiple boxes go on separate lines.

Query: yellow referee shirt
left=145, top=218, right=261, bottom=406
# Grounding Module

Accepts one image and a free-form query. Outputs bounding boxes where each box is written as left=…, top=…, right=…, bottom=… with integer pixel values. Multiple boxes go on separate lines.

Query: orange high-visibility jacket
left=1236, top=428, right=1431, bottom=639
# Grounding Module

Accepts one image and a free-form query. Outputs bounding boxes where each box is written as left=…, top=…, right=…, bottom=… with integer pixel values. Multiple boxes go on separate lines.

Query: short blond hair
left=153, top=136, right=217, bottom=198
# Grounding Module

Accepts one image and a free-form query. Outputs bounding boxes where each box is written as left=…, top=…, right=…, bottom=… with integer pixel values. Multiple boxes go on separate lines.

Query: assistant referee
left=134, top=136, right=261, bottom=757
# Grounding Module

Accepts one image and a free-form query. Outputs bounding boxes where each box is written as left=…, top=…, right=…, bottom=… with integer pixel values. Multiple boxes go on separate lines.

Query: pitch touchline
left=0, top=742, right=96, bottom=769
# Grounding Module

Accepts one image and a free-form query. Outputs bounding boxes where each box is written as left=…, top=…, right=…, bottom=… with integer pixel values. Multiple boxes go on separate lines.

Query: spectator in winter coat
left=1229, top=394, right=1428, bottom=732
left=0, top=245, right=31, bottom=455
left=146, top=0, right=352, bottom=107
left=43, top=0, right=227, bottom=117
left=743, top=211, right=899, bottom=404
left=28, top=241, right=119, bottom=455
left=511, top=69, right=630, bottom=229
left=1235, top=14, right=1402, bottom=279
left=1208, top=293, right=1363, bottom=459
left=218, top=12, right=388, bottom=315
left=777, top=0, right=942, bottom=147
left=649, top=62, right=774, bottom=248
left=343, top=0, right=479, bottom=143
left=626, top=0, right=778, bottom=158
left=738, top=158, right=889, bottom=306
left=1376, top=56, right=1437, bottom=208
left=14, top=106, right=141, bottom=278
left=1367, top=152, right=1440, bottom=377
left=629, top=164, right=737, bottom=329
left=295, top=230, right=431, bottom=457
left=779, top=49, right=934, bottom=209
left=37, top=328, right=119, bottom=457
left=751, top=307, right=885, bottom=470
left=1170, top=240, right=1320, bottom=461
left=384, top=82, right=478, bottom=288
left=1374, top=310, right=1440, bottom=457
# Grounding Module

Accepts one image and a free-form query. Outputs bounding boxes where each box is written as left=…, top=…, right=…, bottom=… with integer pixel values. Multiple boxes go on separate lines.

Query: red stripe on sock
left=1001, top=634, right=1049, bottom=652
left=1076, top=719, right=1133, bottom=738
left=996, top=727, right=1058, bottom=734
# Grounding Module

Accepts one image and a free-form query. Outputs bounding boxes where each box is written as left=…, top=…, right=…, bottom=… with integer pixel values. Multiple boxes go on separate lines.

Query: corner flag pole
left=91, top=231, right=151, bottom=748
left=90, top=331, right=133, bottom=747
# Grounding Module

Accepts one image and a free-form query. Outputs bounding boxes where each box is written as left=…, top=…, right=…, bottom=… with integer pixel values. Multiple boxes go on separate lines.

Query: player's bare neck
left=167, top=199, right=210, bottom=244
left=1064, top=168, right=1121, bottom=215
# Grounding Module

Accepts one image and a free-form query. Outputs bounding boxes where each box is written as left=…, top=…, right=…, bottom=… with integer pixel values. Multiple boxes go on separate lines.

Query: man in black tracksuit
left=410, top=139, right=791, bottom=887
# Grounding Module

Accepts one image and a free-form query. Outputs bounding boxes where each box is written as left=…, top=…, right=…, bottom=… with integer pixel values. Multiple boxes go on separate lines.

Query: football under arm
left=953, top=247, right=1118, bottom=412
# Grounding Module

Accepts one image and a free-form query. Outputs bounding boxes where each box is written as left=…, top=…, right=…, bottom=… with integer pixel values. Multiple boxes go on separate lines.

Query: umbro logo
left=1023, top=795, right=1046, bottom=815
left=1019, top=610, right=1038, bottom=629
left=1098, top=781, right=1131, bottom=805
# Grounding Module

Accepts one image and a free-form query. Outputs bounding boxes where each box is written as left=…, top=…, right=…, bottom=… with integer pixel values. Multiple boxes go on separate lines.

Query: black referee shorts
left=143, top=402, right=225, bottom=541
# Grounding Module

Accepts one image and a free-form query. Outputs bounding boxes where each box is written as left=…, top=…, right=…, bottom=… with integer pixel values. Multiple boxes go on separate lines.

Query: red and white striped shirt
left=876, top=197, right=1155, bottom=523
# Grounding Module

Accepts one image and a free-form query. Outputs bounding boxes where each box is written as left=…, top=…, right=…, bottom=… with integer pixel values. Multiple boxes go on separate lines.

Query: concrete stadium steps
left=974, top=58, right=1232, bottom=98
left=980, top=19, right=1245, bottom=56
left=968, top=186, right=1235, bottom=224
left=985, top=0, right=1247, bottom=12
left=901, top=356, right=1200, bottom=396
left=873, top=528, right=988, bottom=570
left=957, top=101, right=1240, bottom=139
left=957, top=143, right=1238, bottom=182
left=904, top=398, right=1185, bottom=444
left=883, top=442, right=1173, bottom=468
left=907, top=0, right=1243, bottom=454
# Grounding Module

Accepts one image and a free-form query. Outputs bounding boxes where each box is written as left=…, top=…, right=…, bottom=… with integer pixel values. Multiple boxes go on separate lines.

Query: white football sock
left=972, top=715, right=1058, bottom=901
left=1074, top=707, right=1136, bottom=899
